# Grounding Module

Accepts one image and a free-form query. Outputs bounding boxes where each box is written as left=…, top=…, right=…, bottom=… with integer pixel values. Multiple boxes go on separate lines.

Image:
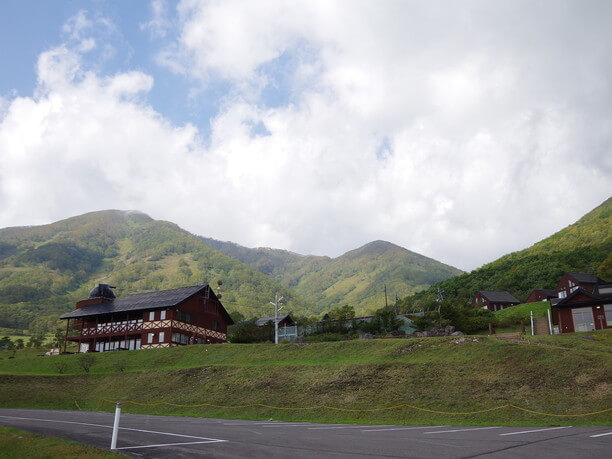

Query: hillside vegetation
left=0, top=210, right=308, bottom=329
left=202, top=238, right=462, bottom=313
left=402, top=197, right=612, bottom=311
left=0, top=332, right=609, bottom=426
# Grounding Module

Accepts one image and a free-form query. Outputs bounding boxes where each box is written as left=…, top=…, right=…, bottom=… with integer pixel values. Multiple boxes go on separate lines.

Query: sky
left=0, top=0, right=610, bottom=271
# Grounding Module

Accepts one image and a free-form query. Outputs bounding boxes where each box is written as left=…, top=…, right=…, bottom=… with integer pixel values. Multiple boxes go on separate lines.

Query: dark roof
left=477, top=290, right=520, bottom=303
left=566, top=272, right=606, bottom=284
left=61, top=285, right=233, bottom=324
left=256, top=314, right=294, bottom=326
left=552, top=287, right=612, bottom=308
left=531, top=289, right=557, bottom=297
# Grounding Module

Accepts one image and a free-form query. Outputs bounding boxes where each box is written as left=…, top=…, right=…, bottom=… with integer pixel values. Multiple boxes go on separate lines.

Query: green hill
left=0, top=332, right=610, bottom=426
left=0, top=210, right=310, bottom=329
left=201, top=238, right=463, bottom=314
left=402, top=197, right=612, bottom=310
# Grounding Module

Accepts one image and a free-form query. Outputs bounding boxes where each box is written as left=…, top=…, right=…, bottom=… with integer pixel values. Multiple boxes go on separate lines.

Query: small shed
left=256, top=314, right=295, bottom=328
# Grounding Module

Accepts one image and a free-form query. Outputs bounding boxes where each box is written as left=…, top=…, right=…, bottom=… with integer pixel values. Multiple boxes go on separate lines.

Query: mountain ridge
left=200, top=236, right=463, bottom=313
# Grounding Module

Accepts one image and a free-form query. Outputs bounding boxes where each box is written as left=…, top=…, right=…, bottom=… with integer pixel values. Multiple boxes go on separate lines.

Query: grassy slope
left=0, top=425, right=125, bottom=458
left=202, top=239, right=463, bottom=314
left=0, top=210, right=311, bottom=328
left=402, top=197, right=612, bottom=309
left=0, top=333, right=609, bottom=426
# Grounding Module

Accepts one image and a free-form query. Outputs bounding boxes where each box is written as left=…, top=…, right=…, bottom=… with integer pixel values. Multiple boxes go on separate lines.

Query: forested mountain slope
left=401, top=197, right=612, bottom=310
left=201, top=238, right=463, bottom=313
left=0, top=210, right=308, bottom=329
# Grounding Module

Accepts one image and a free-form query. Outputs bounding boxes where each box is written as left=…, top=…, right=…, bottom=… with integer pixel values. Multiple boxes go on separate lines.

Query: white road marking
left=262, top=424, right=319, bottom=428
left=499, top=426, right=572, bottom=436
left=0, top=415, right=226, bottom=442
left=309, top=425, right=389, bottom=430
left=589, top=432, right=612, bottom=438
left=223, top=422, right=309, bottom=426
left=116, top=440, right=226, bottom=450
left=362, top=425, right=449, bottom=432
left=424, top=426, right=501, bottom=434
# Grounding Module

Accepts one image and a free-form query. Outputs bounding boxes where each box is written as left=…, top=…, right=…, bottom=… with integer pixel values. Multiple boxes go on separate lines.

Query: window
left=605, top=304, right=612, bottom=327
left=172, top=332, right=189, bottom=344
left=558, top=291, right=567, bottom=299
left=159, top=331, right=165, bottom=342
left=212, top=320, right=219, bottom=331
left=160, top=310, right=166, bottom=320
left=572, top=307, right=594, bottom=332
left=148, top=311, right=155, bottom=321
left=148, top=332, right=154, bottom=343
left=175, top=310, right=193, bottom=323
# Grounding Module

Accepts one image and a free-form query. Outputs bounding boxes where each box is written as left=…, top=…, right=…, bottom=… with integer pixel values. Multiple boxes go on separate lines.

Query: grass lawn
left=0, top=331, right=609, bottom=427
left=0, top=425, right=125, bottom=458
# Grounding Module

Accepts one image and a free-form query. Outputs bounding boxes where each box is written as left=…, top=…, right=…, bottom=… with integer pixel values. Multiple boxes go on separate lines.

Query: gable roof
left=552, top=287, right=612, bottom=308
left=566, top=272, right=606, bottom=284
left=531, top=289, right=557, bottom=297
left=61, top=285, right=233, bottom=324
left=477, top=290, right=520, bottom=303
left=256, top=314, right=294, bottom=326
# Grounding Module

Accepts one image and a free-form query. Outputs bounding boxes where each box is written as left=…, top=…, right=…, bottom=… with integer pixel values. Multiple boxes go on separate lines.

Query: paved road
left=0, top=409, right=610, bottom=458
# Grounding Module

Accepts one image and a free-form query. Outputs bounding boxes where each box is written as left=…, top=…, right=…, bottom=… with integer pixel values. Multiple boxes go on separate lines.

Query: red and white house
left=61, top=284, right=233, bottom=352
left=551, top=273, right=612, bottom=333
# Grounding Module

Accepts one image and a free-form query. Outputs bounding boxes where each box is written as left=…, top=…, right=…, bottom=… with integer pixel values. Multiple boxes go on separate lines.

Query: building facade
left=552, top=273, right=611, bottom=333
left=61, top=284, right=233, bottom=352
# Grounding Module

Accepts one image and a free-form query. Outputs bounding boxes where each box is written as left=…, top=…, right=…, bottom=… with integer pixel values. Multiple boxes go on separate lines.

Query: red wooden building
left=551, top=273, right=611, bottom=333
left=555, top=272, right=609, bottom=299
left=471, top=290, right=520, bottom=311
left=525, top=289, right=558, bottom=303
left=61, top=284, right=233, bottom=352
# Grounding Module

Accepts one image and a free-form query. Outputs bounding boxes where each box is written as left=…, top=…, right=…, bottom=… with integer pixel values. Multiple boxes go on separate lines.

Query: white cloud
left=140, top=0, right=172, bottom=38
left=0, top=1, right=611, bottom=272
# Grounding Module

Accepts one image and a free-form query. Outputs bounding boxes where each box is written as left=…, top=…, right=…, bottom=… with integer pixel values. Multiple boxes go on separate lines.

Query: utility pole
left=384, top=284, right=388, bottom=309
left=270, top=294, right=284, bottom=344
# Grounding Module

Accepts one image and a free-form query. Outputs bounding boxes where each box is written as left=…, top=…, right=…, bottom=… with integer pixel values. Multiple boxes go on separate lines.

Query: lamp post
left=270, top=294, right=284, bottom=344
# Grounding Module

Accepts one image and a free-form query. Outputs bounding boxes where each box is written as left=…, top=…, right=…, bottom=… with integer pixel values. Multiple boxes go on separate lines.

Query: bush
left=412, top=302, right=496, bottom=334
left=53, top=360, right=69, bottom=374
left=78, top=354, right=96, bottom=374
left=229, top=320, right=273, bottom=343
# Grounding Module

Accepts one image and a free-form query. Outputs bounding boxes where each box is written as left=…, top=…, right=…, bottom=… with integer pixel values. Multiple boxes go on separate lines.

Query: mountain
left=0, top=210, right=309, bottom=329
left=200, top=238, right=463, bottom=313
left=401, top=197, right=612, bottom=309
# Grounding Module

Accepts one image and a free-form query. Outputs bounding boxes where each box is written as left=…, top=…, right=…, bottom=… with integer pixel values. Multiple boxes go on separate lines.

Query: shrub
left=78, top=354, right=96, bottom=374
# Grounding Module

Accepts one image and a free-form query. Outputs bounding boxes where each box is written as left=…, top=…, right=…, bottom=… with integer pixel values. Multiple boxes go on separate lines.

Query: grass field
left=0, top=332, right=610, bottom=427
left=493, top=301, right=551, bottom=321
left=0, top=425, right=125, bottom=458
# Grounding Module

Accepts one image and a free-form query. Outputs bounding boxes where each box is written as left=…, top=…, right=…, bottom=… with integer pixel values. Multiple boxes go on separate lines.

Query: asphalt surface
left=0, top=409, right=610, bottom=458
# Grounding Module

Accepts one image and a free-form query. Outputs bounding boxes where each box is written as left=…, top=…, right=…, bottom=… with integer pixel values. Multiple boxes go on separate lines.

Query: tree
left=0, top=336, right=11, bottom=351
left=327, top=304, right=355, bottom=321
left=78, top=354, right=96, bottom=374
left=53, top=360, right=69, bottom=374
left=53, top=327, right=66, bottom=347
